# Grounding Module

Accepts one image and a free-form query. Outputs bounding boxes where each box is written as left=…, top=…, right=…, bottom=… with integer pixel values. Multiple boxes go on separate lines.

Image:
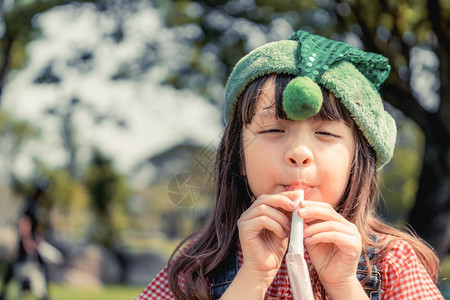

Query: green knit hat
left=224, top=30, right=396, bottom=168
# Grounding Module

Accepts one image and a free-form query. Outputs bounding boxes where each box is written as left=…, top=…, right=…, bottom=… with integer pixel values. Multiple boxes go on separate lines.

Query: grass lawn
left=0, top=281, right=144, bottom=300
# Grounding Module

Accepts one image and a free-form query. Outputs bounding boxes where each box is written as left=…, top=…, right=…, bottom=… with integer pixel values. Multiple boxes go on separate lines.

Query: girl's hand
left=299, top=200, right=362, bottom=292
left=237, top=191, right=298, bottom=289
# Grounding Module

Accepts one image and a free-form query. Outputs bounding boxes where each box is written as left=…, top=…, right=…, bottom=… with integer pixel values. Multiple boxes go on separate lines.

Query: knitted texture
left=225, top=40, right=300, bottom=121
left=319, top=61, right=396, bottom=168
left=224, top=30, right=396, bottom=168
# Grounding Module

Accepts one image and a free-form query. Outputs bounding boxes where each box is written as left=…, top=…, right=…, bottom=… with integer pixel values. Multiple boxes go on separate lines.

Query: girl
left=137, top=30, right=444, bottom=299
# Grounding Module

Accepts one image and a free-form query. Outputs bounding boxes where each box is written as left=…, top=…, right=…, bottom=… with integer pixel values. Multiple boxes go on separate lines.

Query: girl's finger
left=303, top=220, right=357, bottom=239
left=297, top=202, right=347, bottom=223
left=239, top=215, right=288, bottom=240
left=304, top=230, right=361, bottom=258
left=241, top=204, right=292, bottom=231
left=299, top=200, right=336, bottom=208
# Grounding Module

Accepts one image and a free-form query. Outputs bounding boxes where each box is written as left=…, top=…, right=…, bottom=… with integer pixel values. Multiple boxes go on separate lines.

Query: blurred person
left=0, top=180, right=51, bottom=300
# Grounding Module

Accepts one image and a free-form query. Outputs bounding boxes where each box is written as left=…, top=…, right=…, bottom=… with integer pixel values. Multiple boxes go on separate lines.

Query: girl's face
left=242, top=77, right=355, bottom=207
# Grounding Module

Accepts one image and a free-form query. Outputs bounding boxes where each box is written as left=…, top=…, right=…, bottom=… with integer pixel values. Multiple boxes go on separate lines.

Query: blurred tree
left=10, top=165, right=90, bottom=241
left=136, top=142, right=215, bottom=238
left=0, top=0, right=94, bottom=103
left=85, top=150, right=130, bottom=249
left=379, top=119, right=425, bottom=222
left=154, top=0, right=450, bottom=256
left=9, top=152, right=129, bottom=246
left=331, top=0, right=450, bottom=259
left=1, top=0, right=101, bottom=179
left=0, top=110, right=39, bottom=180
left=9, top=0, right=146, bottom=178
left=44, top=98, right=80, bottom=177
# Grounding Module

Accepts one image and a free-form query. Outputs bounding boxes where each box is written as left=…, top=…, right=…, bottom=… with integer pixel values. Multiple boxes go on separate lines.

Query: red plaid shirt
left=136, top=239, right=444, bottom=299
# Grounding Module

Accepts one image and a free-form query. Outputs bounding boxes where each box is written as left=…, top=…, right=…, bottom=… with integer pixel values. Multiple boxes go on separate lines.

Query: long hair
left=168, top=74, right=439, bottom=299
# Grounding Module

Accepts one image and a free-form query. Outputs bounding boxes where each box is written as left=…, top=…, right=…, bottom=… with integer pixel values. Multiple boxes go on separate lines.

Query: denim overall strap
left=356, top=249, right=381, bottom=300
left=209, top=247, right=240, bottom=300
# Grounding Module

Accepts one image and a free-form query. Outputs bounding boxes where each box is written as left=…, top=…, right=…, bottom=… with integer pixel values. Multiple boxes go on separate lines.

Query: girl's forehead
left=253, top=105, right=277, bottom=124
left=254, top=98, right=278, bottom=123
left=258, top=77, right=277, bottom=105
left=248, top=75, right=352, bottom=126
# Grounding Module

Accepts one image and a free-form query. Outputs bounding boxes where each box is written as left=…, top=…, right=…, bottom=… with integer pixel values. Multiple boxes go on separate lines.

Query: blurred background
left=0, top=0, right=449, bottom=299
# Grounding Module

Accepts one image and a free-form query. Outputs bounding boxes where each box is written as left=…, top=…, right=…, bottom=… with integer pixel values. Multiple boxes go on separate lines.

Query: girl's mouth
left=284, top=184, right=313, bottom=199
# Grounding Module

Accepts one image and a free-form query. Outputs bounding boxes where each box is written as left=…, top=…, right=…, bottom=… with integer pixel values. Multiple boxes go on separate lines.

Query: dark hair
left=168, top=74, right=439, bottom=299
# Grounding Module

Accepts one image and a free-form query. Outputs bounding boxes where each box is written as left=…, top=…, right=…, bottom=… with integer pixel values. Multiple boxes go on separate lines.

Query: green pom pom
left=282, top=76, right=323, bottom=120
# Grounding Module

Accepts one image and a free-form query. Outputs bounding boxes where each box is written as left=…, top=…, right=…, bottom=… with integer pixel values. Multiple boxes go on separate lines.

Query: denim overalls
left=208, top=247, right=381, bottom=299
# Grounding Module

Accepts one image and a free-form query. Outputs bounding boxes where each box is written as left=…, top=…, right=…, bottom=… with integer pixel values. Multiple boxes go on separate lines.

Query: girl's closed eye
left=315, top=131, right=341, bottom=138
left=314, top=121, right=347, bottom=138
left=259, top=128, right=285, bottom=134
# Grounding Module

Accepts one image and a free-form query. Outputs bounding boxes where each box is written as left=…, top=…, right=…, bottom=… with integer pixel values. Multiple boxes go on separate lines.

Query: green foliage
left=85, top=151, right=127, bottom=211
left=8, top=163, right=94, bottom=240
left=43, top=167, right=78, bottom=208
left=1, top=1, right=62, bottom=73
left=0, top=110, right=39, bottom=149
left=0, top=111, right=39, bottom=186
left=6, top=150, right=133, bottom=247
left=255, top=0, right=314, bottom=12
left=84, top=150, right=130, bottom=249
left=120, top=142, right=215, bottom=256
left=0, top=281, right=143, bottom=300
left=1, top=0, right=96, bottom=70
left=379, top=118, right=424, bottom=222
left=441, top=255, right=450, bottom=284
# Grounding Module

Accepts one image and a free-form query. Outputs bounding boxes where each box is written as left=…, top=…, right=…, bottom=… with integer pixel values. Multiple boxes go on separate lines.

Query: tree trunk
left=408, top=120, right=450, bottom=258
left=408, top=41, right=450, bottom=258
left=0, top=35, right=15, bottom=105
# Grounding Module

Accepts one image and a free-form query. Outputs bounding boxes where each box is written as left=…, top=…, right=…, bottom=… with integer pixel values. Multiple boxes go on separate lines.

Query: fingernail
left=299, top=208, right=307, bottom=216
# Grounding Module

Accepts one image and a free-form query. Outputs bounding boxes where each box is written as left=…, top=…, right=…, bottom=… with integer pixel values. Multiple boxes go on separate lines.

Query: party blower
left=287, top=190, right=314, bottom=300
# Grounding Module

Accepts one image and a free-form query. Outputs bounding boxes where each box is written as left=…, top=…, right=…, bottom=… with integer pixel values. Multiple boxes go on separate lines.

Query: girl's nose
left=285, top=144, right=313, bottom=167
